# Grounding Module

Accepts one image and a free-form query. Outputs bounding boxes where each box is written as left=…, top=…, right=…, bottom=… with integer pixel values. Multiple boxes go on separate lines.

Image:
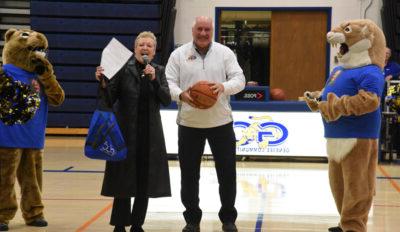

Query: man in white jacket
left=166, top=16, right=245, bottom=232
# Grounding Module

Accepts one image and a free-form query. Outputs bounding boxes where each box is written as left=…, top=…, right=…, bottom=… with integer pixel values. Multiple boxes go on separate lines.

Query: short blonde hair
left=134, top=31, right=157, bottom=48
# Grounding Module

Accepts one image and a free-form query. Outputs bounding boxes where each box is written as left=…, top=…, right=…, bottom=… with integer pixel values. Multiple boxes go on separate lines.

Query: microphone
left=141, top=54, right=150, bottom=79
left=142, top=54, right=149, bottom=66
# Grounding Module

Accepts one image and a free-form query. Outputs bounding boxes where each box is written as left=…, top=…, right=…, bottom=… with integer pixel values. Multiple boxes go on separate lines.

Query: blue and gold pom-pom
left=0, top=72, right=41, bottom=125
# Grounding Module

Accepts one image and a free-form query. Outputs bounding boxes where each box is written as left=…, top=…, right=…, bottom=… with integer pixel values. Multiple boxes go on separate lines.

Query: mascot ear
left=4, top=28, right=18, bottom=42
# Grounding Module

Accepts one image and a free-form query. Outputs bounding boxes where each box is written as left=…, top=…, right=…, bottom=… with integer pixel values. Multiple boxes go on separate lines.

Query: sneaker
left=0, top=223, right=8, bottom=231
left=130, top=226, right=144, bottom=232
left=114, top=225, right=126, bottom=232
left=328, top=226, right=343, bottom=232
left=222, top=222, right=238, bottom=232
left=182, top=223, right=200, bottom=232
left=26, top=218, right=48, bottom=227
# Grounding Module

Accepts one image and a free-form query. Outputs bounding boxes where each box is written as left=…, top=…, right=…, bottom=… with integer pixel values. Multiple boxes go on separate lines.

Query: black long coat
left=100, top=57, right=171, bottom=198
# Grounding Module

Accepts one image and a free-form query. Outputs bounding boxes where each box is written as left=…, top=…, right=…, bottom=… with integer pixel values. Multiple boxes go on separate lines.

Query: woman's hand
left=95, top=66, right=106, bottom=88
left=95, top=66, right=104, bottom=81
left=143, top=64, right=156, bottom=81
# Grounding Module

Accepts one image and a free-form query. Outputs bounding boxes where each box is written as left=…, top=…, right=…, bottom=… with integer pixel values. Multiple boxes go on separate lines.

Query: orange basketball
left=189, top=81, right=218, bottom=109
left=270, top=88, right=286, bottom=101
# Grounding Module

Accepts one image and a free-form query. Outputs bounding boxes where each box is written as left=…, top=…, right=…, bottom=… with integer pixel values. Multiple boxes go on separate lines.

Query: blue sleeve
left=359, top=70, right=385, bottom=97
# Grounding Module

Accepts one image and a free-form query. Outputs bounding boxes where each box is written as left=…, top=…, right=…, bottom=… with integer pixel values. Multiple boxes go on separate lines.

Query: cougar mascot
left=0, top=28, right=64, bottom=231
left=304, top=19, right=386, bottom=232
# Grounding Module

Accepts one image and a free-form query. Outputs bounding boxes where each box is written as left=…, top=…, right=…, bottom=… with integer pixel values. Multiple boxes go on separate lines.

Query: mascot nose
left=326, top=32, right=335, bottom=40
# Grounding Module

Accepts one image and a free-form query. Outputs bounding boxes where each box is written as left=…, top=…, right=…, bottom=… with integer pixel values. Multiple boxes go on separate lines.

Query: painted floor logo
left=234, top=115, right=288, bottom=149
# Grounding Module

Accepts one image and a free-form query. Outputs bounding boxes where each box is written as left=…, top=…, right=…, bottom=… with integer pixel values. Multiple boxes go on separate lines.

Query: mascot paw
left=27, top=218, right=48, bottom=227
left=31, top=57, right=53, bottom=77
left=304, top=91, right=320, bottom=112
left=31, top=57, right=47, bottom=75
left=318, top=93, right=342, bottom=122
left=318, top=101, right=331, bottom=122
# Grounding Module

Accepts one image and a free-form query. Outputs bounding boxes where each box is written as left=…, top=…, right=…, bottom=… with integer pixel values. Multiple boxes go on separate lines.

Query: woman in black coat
left=95, top=31, right=171, bottom=232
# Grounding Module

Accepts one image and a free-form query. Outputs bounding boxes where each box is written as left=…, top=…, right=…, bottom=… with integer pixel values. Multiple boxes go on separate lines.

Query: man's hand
left=385, top=75, right=393, bottom=82
left=180, top=90, right=199, bottom=108
left=210, top=82, right=224, bottom=95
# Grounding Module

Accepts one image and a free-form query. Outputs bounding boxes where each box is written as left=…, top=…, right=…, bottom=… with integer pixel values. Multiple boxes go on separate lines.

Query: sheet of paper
left=100, top=38, right=133, bottom=79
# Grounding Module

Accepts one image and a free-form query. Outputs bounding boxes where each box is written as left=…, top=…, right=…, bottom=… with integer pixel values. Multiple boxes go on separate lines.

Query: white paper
left=100, top=38, right=133, bottom=79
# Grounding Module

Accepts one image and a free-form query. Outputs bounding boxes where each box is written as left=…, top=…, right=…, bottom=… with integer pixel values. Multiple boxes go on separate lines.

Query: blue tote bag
left=84, top=110, right=127, bottom=161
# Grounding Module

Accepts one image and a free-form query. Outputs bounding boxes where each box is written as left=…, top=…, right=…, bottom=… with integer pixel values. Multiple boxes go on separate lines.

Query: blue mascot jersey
left=321, top=65, right=384, bottom=139
left=0, top=64, right=48, bottom=149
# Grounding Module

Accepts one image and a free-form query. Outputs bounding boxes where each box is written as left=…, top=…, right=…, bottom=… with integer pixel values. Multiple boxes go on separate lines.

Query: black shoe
left=222, top=222, right=238, bottom=232
left=114, top=225, right=126, bottom=232
left=182, top=223, right=200, bottom=232
left=130, top=226, right=144, bottom=232
left=0, top=223, right=9, bottom=231
left=27, top=218, right=48, bottom=227
left=328, top=226, right=343, bottom=232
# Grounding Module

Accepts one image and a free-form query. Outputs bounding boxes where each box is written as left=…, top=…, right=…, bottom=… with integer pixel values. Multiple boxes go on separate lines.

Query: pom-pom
left=0, top=72, right=41, bottom=125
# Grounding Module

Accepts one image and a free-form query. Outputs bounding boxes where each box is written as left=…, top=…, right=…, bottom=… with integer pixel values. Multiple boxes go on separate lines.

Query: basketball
left=189, top=81, right=218, bottom=109
left=270, top=88, right=286, bottom=101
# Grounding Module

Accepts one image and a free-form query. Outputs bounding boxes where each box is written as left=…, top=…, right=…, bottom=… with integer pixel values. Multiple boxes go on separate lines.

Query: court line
left=254, top=213, right=263, bottom=232
left=374, top=204, right=400, bottom=208
left=377, top=176, right=400, bottom=180
left=45, top=167, right=400, bottom=179
left=64, top=166, right=74, bottom=171
left=45, top=169, right=105, bottom=173
left=378, top=165, right=400, bottom=193
left=75, top=202, right=112, bottom=232
left=42, top=198, right=111, bottom=201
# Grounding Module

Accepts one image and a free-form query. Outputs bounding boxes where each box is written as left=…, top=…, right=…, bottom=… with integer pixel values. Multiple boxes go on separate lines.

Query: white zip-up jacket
left=166, top=41, right=245, bottom=128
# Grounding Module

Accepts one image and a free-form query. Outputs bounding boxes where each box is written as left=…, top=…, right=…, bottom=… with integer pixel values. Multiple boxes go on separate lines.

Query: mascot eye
left=21, top=32, right=30, bottom=38
left=344, top=26, right=352, bottom=33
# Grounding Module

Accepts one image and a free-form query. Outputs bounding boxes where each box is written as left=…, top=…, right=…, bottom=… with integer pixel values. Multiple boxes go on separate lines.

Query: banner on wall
left=161, top=110, right=327, bottom=157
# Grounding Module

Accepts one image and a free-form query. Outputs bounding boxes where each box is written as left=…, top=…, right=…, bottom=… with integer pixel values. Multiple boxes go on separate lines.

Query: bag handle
left=96, top=76, right=114, bottom=111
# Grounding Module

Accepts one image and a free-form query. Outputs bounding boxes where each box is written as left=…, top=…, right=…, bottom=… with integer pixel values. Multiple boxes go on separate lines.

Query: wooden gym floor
left=5, top=136, right=400, bottom=232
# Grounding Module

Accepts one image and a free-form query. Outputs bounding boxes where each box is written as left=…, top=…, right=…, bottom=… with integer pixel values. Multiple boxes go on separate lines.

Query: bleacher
left=28, top=0, right=176, bottom=130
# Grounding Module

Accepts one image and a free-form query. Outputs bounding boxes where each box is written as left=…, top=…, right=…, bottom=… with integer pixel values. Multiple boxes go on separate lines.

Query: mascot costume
left=0, top=28, right=64, bottom=231
left=304, top=19, right=386, bottom=232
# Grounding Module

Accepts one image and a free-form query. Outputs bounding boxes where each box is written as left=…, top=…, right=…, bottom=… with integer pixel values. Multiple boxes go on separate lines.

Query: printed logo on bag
left=100, top=141, right=116, bottom=157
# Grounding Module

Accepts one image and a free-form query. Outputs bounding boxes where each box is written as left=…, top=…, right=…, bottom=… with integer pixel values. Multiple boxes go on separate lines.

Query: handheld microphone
left=141, top=54, right=150, bottom=79
left=142, top=54, right=149, bottom=66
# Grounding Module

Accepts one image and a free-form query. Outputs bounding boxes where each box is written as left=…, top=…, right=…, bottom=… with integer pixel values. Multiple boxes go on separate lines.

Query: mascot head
left=2, top=28, right=48, bottom=73
left=327, top=19, right=386, bottom=69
